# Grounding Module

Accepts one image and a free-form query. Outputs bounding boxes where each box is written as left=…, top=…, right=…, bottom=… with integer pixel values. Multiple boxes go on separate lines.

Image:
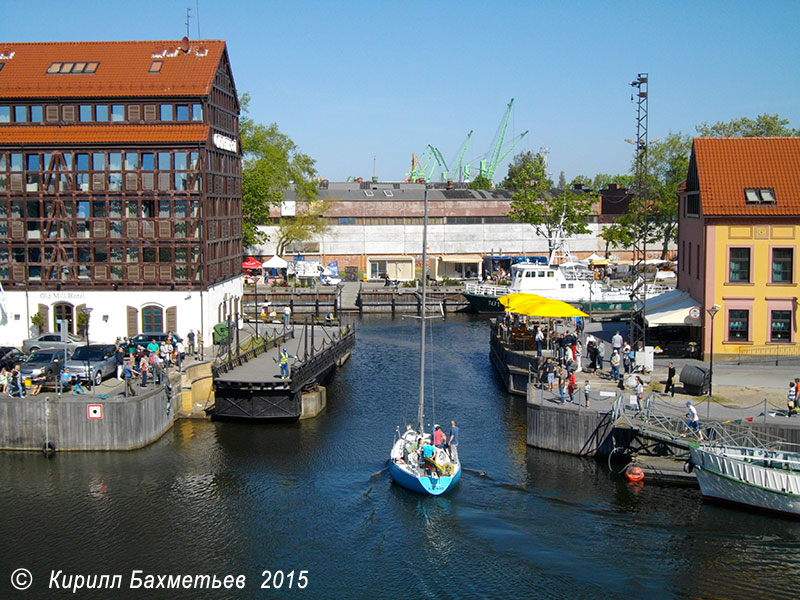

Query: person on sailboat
left=448, top=420, right=459, bottom=464
left=433, top=424, right=446, bottom=448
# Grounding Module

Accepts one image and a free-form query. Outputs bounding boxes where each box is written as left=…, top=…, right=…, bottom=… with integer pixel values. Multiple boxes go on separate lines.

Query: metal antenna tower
left=628, top=72, right=649, bottom=356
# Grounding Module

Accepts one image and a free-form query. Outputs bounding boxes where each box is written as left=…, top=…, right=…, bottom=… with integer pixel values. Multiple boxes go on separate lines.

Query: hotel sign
left=212, top=133, right=238, bottom=153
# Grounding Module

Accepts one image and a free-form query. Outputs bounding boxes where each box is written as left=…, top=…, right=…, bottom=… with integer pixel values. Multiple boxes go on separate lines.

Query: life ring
left=624, top=466, right=644, bottom=482
left=42, top=441, right=56, bottom=456
left=683, top=461, right=694, bottom=473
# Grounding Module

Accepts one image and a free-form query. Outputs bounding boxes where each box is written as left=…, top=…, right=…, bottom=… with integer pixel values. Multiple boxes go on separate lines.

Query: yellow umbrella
left=499, top=292, right=589, bottom=318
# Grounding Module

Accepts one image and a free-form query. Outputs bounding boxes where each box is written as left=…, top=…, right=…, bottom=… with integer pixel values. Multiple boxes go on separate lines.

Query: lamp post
left=706, top=304, right=719, bottom=420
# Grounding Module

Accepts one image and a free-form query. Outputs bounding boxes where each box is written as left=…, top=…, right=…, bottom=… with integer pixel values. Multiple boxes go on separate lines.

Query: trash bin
left=345, top=266, right=358, bottom=282
left=212, top=322, right=230, bottom=344
left=680, top=364, right=709, bottom=396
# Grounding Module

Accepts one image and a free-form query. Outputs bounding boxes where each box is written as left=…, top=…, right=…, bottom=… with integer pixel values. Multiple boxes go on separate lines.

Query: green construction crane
left=453, top=130, right=473, bottom=182
left=480, top=98, right=529, bottom=180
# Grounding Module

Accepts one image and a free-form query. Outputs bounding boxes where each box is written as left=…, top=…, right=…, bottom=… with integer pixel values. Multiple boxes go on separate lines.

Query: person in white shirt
left=684, top=400, right=704, bottom=439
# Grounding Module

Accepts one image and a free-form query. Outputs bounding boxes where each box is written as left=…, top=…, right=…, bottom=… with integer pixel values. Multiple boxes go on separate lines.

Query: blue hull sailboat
left=389, top=189, right=461, bottom=496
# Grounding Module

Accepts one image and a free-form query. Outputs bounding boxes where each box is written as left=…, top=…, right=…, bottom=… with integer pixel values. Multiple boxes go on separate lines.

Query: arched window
left=53, top=303, right=74, bottom=335
left=142, top=305, right=164, bottom=334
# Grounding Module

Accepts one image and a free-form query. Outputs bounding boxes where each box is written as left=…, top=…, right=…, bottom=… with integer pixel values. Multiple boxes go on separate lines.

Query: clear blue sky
left=3, top=0, right=799, bottom=183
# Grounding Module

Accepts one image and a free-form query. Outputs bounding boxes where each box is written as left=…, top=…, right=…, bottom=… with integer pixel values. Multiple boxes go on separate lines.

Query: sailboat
left=389, top=189, right=462, bottom=495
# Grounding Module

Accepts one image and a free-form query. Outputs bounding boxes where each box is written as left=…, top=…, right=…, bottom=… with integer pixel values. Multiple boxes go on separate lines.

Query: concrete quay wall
left=0, top=387, right=174, bottom=452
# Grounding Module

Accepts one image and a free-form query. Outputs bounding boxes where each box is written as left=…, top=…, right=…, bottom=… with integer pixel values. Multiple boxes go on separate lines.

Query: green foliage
left=696, top=113, right=799, bottom=138
left=500, top=150, right=539, bottom=189
left=571, top=173, right=634, bottom=191
left=557, top=171, right=566, bottom=189
left=505, top=151, right=593, bottom=255
left=240, top=92, right=318, bottom=248
left=598, top=222, right=632, bottom=257
left=30, top=312, right=45, bottom=328
left=274, top=196, right=334, bottom=255
left=468, top=174, right=493, bottom=190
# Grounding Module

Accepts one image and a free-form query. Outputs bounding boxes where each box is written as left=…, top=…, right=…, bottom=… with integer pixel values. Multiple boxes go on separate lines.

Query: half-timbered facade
left=0, top=38, right=242, bottom=346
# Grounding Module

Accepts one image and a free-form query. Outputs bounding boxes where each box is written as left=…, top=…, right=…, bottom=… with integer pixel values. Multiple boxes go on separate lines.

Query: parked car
left=129, top=333, right=170, bottom=347
left=22, top=332, right=83, bottom=354
left=19, top=349, right=66, bottom=382
left=0, top=346, right=26, bottom=370
left=64, top=344, right=117, bottom=386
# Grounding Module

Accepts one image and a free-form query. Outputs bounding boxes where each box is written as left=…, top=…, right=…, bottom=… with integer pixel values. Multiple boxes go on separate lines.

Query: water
left=2, top=315, right=799, bottom=599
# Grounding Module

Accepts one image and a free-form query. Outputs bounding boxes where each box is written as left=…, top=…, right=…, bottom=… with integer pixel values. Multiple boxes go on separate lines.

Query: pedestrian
left=597, top=340, right=605, bottom=372
left=122, top=359, right=139, bottom=397
left=196, top=330, right=203, bottom=359
left=279, top=347, right=296, bottom=379
left=535, top=326, right=544, bottom=357
left=0, top=367, right=8, bottom=394
left=788, top=381, right=797, bottom=418
left=664, top=362, right=676, bottom=397
left=546, top=358, right=556, bottom=392
left=12, top=364, right=26, bottom=397
left=583, top=380, right=591, bottom=408
left=568, top=370, right=576, bottom=403
left=610, top=350, right=621, bottom=382
left=557, top=333, right=565, bottom=363
left=623, top=342, right=632, bottom=374
left=283, top=305, right=292, bottom=327
left=635, top=376, right=644, bottom=411
left=115, top=346, right=126, bottom=380
left=448, top=420, right=459, bottom=464
left=575, top=339, right=583, bottom=372
left=685, top=400, right=704, bottom=439
left=612, top=330, right=623, bottom=354
left=138, top=353, right=149, bottom=387
left=175, top=339, right=185, bottom=370
left=187, top=329, right=196, bottom=357
left=588, top=339, right=597, bottom=372
left=558, top=367, right=568, bottom=404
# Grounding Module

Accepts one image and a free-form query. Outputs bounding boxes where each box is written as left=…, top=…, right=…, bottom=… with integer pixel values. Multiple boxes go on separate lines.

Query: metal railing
left=611, top=393, right=790, bottom=451
left=737, top=343, right=800, bottom=365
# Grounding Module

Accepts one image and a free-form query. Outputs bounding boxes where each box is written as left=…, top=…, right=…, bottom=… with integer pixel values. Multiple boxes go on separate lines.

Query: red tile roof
left=0, top=40, right=226, bottom=98
left=0, top=124, right=209, bottom=144
left=693, top=137, right=800, bottom=216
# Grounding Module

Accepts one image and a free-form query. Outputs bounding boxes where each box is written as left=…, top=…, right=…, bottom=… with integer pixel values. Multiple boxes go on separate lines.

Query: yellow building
left=678, top=138, right=800, bottom=359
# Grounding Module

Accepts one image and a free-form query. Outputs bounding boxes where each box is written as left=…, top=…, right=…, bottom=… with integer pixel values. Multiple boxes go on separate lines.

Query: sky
left=2, top=0, right=799, bottom=184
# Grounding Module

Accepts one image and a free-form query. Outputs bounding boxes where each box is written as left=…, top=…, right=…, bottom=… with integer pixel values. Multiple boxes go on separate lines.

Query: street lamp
left=706, top=304, right=720, bottom=420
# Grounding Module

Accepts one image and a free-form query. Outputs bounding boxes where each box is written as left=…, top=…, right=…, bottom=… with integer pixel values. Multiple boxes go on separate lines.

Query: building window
left=729, top=248, right=750, bottom=283
left=30, top=106, right=43, bottom=122
left=772, top=248, right=793, bottom=283
left=141, top=306, right=164, bottom=334
left=110, top=104, right=124, bottom=122
left=176, top=105, right=190, bottom=120
left=771, top=310, right=792, bottom=342
left=686, top=194, right=700, bottom=217
left=53, top=303, right=74, bottom=335
left=744, top=188, right=776, bottom=204
left=95, top=105, right=108, bottom=121
left=79, top=105, right=92, bottom=122
left=160, top=104, right=173, bottom=121
left=728, top=309, right=749, bottom=342
left=192, top=103, right=203, bottom=121
left=13, top=105, right=27, bottom=122
left=0, top=106, right=9, bottom=122
left=149, top=60, right=163, bottom=73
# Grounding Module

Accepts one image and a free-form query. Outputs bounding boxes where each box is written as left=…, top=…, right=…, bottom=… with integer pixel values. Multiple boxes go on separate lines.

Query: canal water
left=1, top=315, right=799, bottom=599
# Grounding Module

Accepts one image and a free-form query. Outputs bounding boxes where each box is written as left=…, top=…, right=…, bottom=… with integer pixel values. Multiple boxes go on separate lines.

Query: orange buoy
left=624, top=466, right=644, bottom=482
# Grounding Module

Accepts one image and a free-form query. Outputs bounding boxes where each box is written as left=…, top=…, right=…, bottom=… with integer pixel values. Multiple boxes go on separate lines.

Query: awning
left=644, top=290, right=702, bottom=327
left=242, top=257, right=262, bottom=269
left=437, top=254, right=482, bottom=263
left=499, top=293, right=589, bottom=318
left=262, top=255, right=288, bottom=269
left=368, top=255, right=414, bottom=262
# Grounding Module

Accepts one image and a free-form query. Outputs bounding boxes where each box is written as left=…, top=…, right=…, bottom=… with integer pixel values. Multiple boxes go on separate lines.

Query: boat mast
left=418, top=188, right=428, bottom=434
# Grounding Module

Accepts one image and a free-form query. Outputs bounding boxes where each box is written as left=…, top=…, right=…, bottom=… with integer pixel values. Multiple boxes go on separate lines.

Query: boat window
left=538, top=271, right=544, bottom=277
left=526, top=271, right=534, bottom=277
left=547, top=272, right=554, bottom=278
left=568, top=284, right=574, bottom=288
left=561, top=284, right=566, bottom=288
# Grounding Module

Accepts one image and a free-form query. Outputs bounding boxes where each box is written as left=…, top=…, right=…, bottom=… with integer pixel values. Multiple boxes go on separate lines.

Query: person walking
left=635, top=376, right=645, bottom=411
left=596, top=340, right=605, bottom=373
left=535, top=326, right=544, bottom=358
left=583, top=380, right=591, bottom=408
left=279, top=347, right=296, bottom=380
left=122, top=359, right=140, bottom=397
left=788, top=381, right=797, bottom=418
left=546, top=358, right=556, bottom=392
left=138, top=353, right=150, bottom=387
left=558, top=367, right=568, bottom=404
left=664, top=362, right=676, bottom=397
left=448, top=420, right=459, bottom=464
left=575, top=339, right=583, bottom=372
left=685, top=400, right=704, bottom=439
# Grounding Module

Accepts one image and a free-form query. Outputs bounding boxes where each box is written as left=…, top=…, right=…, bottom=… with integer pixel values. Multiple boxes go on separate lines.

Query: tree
left=273, top=195, right=335, bottom=256
left=696, top=113, right=799, bottom=138
left=570, top=173, right=633, bottom=191
left=500, top=150, right=539, bottom=189
left=506, top=152, right=594, bottom=255
left=468, top=174, right=493, bottom=190
left=240, top=93, right=318, bottom=248
left=597, top=222, right=632, bottom=258
left=557, top=171, right=566, bottom=189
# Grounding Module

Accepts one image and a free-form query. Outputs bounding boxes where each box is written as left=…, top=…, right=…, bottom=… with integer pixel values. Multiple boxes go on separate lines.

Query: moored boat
left=688, top=443, right=800, bottom=517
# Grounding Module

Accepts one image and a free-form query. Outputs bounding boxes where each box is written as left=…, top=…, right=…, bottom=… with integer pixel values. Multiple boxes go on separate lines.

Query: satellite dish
left=180, top=36, right=190, bottom=52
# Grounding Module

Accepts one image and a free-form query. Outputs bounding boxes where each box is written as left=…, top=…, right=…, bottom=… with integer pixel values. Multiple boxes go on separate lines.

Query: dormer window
left=745, top=188, right=776, bottom=204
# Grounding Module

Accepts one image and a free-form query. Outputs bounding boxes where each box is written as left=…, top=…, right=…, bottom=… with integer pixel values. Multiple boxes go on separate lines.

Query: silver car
left=19, top=349, right=65, bottom=382
left=22, top=332, right=83, bottom=354
left=64, top=344, right=117, bottom=386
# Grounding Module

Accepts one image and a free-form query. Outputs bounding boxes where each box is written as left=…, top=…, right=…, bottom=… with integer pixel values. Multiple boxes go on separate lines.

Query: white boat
left=389, top=189, right=461, bottom=496
left=688, top=443, right=800, bottom=517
